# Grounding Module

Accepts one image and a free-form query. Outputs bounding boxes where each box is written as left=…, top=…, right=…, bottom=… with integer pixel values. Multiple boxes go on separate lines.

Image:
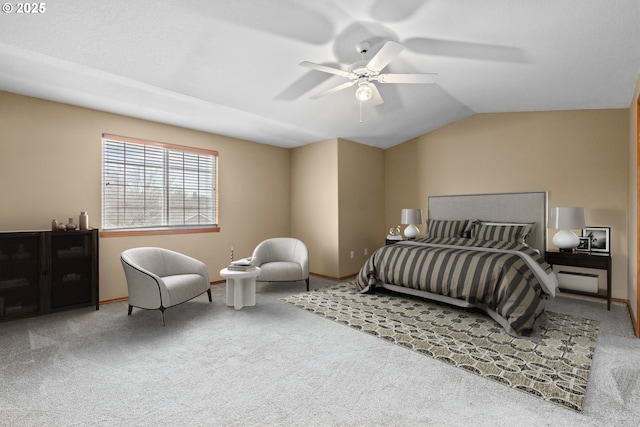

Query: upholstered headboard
left=428, top=191, right=548, bottom=255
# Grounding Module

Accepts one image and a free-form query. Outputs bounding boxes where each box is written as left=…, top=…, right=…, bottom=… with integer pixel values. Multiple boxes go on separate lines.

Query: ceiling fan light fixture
left=355, top=82, right=373, bottom=102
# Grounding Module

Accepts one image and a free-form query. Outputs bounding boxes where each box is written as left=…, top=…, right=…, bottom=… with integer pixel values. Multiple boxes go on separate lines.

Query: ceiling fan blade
left=310, top=80, right=356, bottom=99
left=369, top=83, right=384, bottom=106
left=377, top=73, right=438, bottom=84
left=299, top=61, right=353, bottom=79
left=366, top=41, right=405, bottom=72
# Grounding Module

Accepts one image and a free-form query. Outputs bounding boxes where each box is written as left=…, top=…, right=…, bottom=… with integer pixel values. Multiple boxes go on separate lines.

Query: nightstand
left=385, top=238, right=404, bottom=245
left=545, top=251, right=612, bottom=310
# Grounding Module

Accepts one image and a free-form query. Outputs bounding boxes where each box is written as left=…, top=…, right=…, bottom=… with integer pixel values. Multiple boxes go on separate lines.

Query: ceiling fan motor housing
left=350, top=60, right=377, bottom=80
left=356, top=41, right=371, bottom=54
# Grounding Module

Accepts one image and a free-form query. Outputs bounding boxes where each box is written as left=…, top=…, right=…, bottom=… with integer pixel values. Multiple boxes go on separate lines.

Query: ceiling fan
left=299, top=40, right=437, bottom=105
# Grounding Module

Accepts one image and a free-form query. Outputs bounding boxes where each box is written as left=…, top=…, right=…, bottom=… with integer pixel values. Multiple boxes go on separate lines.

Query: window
left=102, top=134, right=218, bottom=235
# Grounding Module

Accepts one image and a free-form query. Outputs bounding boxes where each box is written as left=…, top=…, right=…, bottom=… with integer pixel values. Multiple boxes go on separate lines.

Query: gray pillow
left=426, top=219, right=470, bottom=238
left=471, top=221, right=535, bottom=244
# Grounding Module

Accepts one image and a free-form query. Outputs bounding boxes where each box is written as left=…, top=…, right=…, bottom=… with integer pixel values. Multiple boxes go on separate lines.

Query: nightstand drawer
left=385, top=239, right=403, bottom=245
left=545, top=252, right=609, bottom=269
left=557, top=270, right=599, bottom=293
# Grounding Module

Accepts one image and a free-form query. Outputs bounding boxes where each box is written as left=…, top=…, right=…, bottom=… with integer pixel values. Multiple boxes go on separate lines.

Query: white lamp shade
left=401, top=209, right=423, bottom=225
left=549, top=207, right=586, bottom=229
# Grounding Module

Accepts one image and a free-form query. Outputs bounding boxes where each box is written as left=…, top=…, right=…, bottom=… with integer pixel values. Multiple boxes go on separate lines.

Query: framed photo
left=582, top=227, right=610, bottom=253
left=577, top=237, right=591, bottom=252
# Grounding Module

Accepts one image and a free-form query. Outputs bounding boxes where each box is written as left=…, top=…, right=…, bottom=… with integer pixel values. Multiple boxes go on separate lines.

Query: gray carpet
left=1, top=277, right=639, bottom=426
left=281, top=282, right=600, bottom=412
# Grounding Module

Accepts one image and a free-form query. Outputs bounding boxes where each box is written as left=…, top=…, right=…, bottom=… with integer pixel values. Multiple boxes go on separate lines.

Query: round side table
left=219, top=267, right=261, bottom=310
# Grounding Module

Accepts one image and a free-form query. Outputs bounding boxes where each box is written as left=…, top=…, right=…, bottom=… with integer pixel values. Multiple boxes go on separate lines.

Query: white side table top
left=219, top=267, right=261, bottom=278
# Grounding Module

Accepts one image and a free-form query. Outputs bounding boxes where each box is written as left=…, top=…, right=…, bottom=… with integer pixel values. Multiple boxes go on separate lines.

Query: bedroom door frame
left=636, top=96, right=640, bottom=337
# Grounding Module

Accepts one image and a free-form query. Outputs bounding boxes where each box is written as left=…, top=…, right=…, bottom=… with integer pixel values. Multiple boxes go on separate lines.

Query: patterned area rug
left=281, top=282, right=600, bottom=412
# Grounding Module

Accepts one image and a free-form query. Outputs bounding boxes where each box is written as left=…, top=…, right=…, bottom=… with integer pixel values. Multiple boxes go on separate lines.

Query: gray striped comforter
left=355, top=237, right=555, bottom=335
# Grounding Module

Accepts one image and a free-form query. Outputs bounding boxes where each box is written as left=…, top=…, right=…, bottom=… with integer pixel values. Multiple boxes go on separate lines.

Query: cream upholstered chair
left=120, top=247, right=212, bottom=325
left=251, top=238, right=309, bottom=291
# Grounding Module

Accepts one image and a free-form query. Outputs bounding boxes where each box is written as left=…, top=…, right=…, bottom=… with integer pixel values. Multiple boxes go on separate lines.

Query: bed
left=355, top=192, right=558, bottom=337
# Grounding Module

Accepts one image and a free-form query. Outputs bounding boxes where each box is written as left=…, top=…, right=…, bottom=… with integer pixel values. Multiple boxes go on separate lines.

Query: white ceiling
left=1, top=0, right=639, bottom=149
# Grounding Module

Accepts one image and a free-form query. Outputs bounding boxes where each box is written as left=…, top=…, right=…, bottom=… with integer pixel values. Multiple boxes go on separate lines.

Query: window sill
left=100, top=227, right=220, bottom=238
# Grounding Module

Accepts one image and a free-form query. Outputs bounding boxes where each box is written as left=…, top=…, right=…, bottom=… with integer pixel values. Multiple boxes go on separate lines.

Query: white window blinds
left=102, top=134, right=217, bottom=230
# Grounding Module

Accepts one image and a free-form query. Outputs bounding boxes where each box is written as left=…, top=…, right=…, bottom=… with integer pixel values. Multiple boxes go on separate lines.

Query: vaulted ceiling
left=1, top=0, right=639, bottom=148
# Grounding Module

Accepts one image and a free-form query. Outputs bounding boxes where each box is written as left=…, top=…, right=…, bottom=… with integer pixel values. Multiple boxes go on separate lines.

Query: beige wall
left=337, top=139, right=385, bottom=278
left=0, top=91, right=291, bottom=301
left=384, top=138, right=422, bottom=235
left=290, top=139, right=340, bottom=277
left=290, top=138, right=385, bottom=279
left=629, top=74, right=640, bottom=333
left=385, top=110, right=630, bottom=300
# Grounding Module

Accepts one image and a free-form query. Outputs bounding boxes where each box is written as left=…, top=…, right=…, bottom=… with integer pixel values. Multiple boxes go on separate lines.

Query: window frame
left=101, top=133, right=219, bottom=238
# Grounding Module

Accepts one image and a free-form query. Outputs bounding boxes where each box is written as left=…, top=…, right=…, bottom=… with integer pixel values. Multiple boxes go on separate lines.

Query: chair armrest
left=120, top=257, right=164, bottom=309
left=292, top=247, right=309, bottom=278
left=251, top=242, right=270, bottom=267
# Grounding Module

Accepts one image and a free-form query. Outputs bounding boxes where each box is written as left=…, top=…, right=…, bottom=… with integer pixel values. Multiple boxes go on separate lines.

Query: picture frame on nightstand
left=577, top=237, right=591, bottom=252
left=582, top=227, right=610, bottom=253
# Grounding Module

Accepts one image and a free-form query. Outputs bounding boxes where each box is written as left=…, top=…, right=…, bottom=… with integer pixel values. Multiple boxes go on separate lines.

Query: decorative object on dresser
left=548, top=207, right=586, bottom=252
left=0, top=229, right=99, bottom=322
left=66, top=217, right=78, bottom=231
left=400, top=208, right=422, bottom=240
left=79, top=211, right=89, bottom=230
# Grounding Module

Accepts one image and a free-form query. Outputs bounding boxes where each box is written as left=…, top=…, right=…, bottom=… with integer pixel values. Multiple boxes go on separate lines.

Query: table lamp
left=549, top=207, right=586, bottom=252
left=401, top=208, right=423, bottom=240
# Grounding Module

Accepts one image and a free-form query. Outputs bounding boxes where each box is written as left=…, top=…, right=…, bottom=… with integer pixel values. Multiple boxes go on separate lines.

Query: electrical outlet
left=350, top=250, right=354, bottom=259
left=364, top=248, right=368, bottom=255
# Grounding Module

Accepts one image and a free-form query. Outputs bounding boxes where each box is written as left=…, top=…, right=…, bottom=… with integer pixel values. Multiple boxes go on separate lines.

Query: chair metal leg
left=306, top=278, right=310, bottom=291
left=128, top=305, right=133, bottom=315
left=207, top=288, right=212, bottom=302
left=160, top=308, right=166, bottom=326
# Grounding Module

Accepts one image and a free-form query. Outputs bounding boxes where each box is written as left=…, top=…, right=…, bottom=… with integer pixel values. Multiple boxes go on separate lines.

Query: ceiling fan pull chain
left=359, top=46, right=366, bottom=124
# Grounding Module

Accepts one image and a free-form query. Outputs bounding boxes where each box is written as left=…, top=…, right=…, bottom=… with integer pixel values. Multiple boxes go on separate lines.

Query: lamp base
left=404, top=224, right=419, bottom=240
left=552, top=229, right=580, bottom=252
left=559, top=248, right=575, bottom=253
